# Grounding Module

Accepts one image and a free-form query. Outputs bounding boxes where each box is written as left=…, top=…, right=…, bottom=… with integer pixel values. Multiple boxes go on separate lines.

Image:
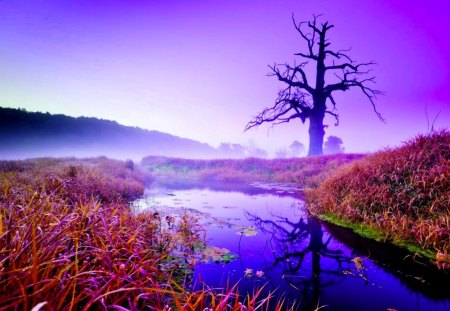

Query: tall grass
left=0, top=157, right=299, bottom=310
left=142, top=154, right=364, bottom=188
left=306, top=131, right=450, bottom=269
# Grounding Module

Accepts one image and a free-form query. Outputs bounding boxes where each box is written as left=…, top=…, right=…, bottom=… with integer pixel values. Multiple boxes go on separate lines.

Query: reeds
left=0, top=157, right=299, bottom=310
left=142, top=154, right=364, bottom=188
left=306, top=131, right=450, bottom=268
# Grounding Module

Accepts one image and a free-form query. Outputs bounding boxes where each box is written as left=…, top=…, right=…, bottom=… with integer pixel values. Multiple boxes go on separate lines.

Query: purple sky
left=0, top=0, right=449, bottom=155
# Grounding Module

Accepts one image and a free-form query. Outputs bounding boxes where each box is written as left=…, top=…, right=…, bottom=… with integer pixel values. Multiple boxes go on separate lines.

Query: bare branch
left=325, top=110, right=339, bottom=126
left=325, top=49, right=353, bottom=62
left=269, top=64, right=315, bottom=95
left=245, top=89, right=312, bottom=131
left=292, top=14, right=319, bottom=60
left=294, top=52, right=318, bottom=60
left=325, top=61, right=374, bottom=72
left=286, top=62, right=309, bottom=86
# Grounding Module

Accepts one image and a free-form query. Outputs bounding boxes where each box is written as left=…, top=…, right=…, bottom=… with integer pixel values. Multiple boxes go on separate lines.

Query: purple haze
left=0, top=0, right=448, bottom=155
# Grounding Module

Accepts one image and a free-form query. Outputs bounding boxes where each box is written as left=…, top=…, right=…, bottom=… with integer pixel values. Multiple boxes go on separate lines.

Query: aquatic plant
left=306, top=130, right=450, bottom=268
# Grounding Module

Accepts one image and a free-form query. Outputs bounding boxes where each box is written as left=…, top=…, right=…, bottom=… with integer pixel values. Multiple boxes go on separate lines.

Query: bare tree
left=245, top=15, right=383, bottom=156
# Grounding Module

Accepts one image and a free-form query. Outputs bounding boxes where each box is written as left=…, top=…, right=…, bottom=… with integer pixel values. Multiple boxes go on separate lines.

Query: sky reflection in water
left=134, top=178, right=450, bottom=311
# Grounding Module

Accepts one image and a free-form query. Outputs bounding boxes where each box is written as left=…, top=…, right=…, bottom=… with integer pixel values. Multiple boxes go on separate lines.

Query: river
left=132, top=178, right=450, bottom=311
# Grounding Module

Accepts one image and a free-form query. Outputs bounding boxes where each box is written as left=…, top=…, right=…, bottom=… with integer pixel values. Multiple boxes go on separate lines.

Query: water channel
left=133, top=178, right=450, bottom=311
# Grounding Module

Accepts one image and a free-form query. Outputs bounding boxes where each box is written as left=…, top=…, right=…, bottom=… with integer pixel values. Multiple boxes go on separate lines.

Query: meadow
left=141, top=153, right=364, bottom=189
left=0, top=158, right=293, bottom=310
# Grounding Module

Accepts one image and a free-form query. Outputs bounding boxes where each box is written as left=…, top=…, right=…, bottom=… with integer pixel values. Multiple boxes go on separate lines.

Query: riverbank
left=142, top=132, right=450, bottom=270
left=0, top=158, right=175, bottom=310
left=0, top=157, right=300, bottom=310
left=142, top=154, right=364, bottom=188
left=306, top=131, right=450, bottom=269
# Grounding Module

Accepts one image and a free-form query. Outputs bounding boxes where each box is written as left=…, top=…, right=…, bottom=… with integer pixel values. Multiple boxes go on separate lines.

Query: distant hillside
left=0, top=107, right=218, bottom=160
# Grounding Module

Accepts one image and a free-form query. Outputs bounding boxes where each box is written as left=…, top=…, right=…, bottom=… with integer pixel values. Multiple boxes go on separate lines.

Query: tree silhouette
left=217, top=142, right=246, bottom=158
left=245, top=212, right=353, bottom=309
left=289, top=140, right=305, bottom=157
left=323, top=135, right=344, bottom=154
left=245, top=15, right=383, bottom=156
left=245, top=141, right=268, bottom=158
left=275, top=148, right=288, bottom=158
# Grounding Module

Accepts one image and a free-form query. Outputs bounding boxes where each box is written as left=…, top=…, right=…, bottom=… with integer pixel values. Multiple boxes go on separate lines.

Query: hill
left=0, top=107, right=218, bottom=160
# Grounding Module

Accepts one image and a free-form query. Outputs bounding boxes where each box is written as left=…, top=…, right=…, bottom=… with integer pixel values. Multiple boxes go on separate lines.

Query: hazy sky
left=0, top=0, right=449, bottom=155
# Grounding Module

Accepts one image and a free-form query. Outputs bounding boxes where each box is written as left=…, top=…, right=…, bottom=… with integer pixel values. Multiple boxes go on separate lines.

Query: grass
left=4, top=131, right=445, bottom=308
left=306, top=130, right=450, bottom=269
left=0, top=157, right=301, bottom=310
left=141, top=154, right=364, bottom=189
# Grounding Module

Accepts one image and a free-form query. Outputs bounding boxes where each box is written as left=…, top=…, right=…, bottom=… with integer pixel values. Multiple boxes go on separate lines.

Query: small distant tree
left=249, top=148, right=268, bottom=158
left=323, top=135, right=344, bottom=154
left=231, top=143, right=246, bottom=156
left=245, top=15, right=383, bottom=156
left=218, top=143, right=246, bottom=158
left=289, top=140, right=306, bottom=157
left=275, top=148, right=289, bottom=158
left=245, top=141, right=268, bottom=158
left=125, top=159, right=135, bottom=171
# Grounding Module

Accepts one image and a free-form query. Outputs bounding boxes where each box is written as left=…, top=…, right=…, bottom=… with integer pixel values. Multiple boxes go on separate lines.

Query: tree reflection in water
left=245, top=211, right=356, bottom=309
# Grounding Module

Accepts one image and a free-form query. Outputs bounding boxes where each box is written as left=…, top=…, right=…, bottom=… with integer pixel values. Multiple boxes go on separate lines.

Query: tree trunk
left=308, top=112, right=325, bottom=156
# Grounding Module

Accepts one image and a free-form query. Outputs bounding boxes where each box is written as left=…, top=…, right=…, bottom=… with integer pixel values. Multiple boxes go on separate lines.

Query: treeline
left=0, top=107, right=217, bottom=160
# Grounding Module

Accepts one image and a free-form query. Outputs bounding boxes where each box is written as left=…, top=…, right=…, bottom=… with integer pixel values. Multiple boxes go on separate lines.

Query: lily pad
left=202, top=246, right=238, bottom=263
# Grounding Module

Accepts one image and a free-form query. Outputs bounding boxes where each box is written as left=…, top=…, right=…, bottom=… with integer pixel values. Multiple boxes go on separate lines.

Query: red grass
left=142, top=154, right=364, bottom=188
left=0, top=157, right=301, bottom=310
left=0, top=158, right=190, bottom=310
left=306, top=131, right=450, bottom=268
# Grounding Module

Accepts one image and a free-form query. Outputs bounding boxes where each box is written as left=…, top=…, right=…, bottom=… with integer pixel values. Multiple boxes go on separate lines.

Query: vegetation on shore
left=141, top=154, right=364, bottom=189
left=1, top=130, right=447, bottom=309
left=143, top=132, right=450, bottom=270
left=306, top=131, right=450, bottom=269
left=0, top=157, right=298, bottom=310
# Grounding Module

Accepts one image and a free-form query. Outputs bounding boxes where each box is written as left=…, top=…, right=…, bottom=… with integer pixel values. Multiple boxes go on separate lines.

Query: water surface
left=133, top=178, right=450, bottom=311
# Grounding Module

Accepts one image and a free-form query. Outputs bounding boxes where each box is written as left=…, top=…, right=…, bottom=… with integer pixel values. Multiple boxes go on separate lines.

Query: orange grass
left=0, top=157, right=299, bottom=310
left=142, top=154, right=364, bottom=189
left=306, top=131, right=450, bottom=268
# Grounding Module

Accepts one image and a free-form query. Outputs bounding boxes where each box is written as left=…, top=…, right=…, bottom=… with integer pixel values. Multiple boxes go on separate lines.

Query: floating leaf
left=351, top=257, right=364, bottom=271
left=244, top=268, right=253, bottom=277
left=236, top=226, right=257, bottom=237
left=202, top=246, right=238, bottom=263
